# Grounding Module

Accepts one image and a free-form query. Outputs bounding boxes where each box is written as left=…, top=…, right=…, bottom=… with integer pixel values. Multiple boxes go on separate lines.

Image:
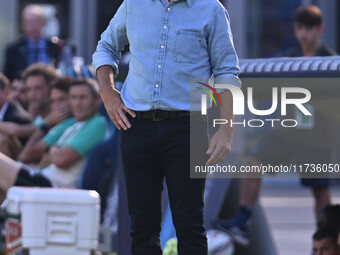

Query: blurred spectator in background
left=9, top=74, right=29, bottom=110
left=0, top=73, right=30, bottom=125
left=3, top=4, right=60, bottom=81
left=18, top=77, right=73, bottom=167
left=286, top=5, right=337, bottom=57
left=0, top=63, right=57, bottom=159
left=0, top=73, right=32, bottom=159
left=280, top=4, right=337, bottom=219
left=312, top=227, right=340, bottom=255
left=0, top=78, right=107, bottom=203
left=316, top=204, right=340, bottom=254
left=29, top=78, right=106, bottom=188
left=24, top=63, right=58, bottom=120
left=213, top=5, right=338, bottom=247
left=317, top=204, right=340, bottom=230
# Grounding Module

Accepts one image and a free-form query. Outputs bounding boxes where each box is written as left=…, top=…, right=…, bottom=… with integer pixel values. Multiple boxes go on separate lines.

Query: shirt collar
left=152, top=0, right=195, bottom=8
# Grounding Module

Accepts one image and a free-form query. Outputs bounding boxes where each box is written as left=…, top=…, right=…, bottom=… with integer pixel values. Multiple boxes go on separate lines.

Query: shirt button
left=158, top=65, right=161, bottom=69
left=163, top=26, right=167, bottom=29
left=161, top=45, right=164, bottom=49
left=155, top=84, right=159, bottom=88
left=167, top=7, right=171, bottom=11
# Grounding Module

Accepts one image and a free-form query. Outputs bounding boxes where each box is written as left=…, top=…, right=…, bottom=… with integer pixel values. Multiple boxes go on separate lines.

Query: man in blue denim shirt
left=93, top=0, right=240, bottom=254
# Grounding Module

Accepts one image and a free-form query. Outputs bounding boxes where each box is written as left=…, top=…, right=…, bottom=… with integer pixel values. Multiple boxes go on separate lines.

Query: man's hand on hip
left=96, top=65, right=135, bottom=131
left=104, top=89, right=135, bottom=130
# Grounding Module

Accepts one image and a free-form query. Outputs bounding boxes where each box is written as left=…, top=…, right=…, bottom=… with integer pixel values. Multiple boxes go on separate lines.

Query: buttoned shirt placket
left=151, top=2, right=173, bottom=109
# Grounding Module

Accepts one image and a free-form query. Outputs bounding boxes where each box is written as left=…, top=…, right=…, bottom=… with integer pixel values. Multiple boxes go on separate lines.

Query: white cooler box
left=5, top=187, right=100, bottom=255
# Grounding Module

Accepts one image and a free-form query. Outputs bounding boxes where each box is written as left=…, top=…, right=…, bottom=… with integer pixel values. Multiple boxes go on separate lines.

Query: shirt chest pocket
left=174, top=30, right=206, bottom=64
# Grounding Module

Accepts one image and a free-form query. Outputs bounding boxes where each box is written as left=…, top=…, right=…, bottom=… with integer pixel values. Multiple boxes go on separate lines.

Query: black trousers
left=121, top=114, right=208, bottom=255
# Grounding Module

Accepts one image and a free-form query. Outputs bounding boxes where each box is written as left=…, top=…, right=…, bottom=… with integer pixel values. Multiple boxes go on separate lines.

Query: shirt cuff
left=92, top=56, right=119, bottom=75
left=214, top=75, right=242, bottom=94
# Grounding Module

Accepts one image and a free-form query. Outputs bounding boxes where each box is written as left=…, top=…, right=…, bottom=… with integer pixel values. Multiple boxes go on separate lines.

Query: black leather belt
left=136, top=110, right=191, bottom=121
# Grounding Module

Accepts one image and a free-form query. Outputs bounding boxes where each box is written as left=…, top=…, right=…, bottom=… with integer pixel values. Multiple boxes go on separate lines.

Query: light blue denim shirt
left=93, top=0, right=241, bottom=111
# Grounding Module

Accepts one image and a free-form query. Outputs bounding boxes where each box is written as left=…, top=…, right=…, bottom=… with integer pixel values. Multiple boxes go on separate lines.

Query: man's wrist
left=45, top=145, right=51, bottom=153
left=217, top=126, right=233, bottom=138
left=39, top=123, right=50, bottom=133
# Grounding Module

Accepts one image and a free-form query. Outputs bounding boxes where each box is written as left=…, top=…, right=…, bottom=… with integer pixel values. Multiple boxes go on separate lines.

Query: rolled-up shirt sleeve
left=208, top=8, right=241, bottom=91
left=92, top=1, right=129, bottom=74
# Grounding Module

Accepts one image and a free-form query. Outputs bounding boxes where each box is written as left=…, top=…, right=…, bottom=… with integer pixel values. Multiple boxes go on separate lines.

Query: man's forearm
left=49, top=146, right=80, bottom=169
left=96, top=65, right=119, bottom=97
left=96, top=65, right=135, bottom=130
left=219, top=90, right=234, bottom=141
left=0, top=122, right=18, bottom=136
left=0, top=123, right=37, bottom=137
left=18, top=129, right=47, bottom=163
left=204, top=89, right=234, bottom=165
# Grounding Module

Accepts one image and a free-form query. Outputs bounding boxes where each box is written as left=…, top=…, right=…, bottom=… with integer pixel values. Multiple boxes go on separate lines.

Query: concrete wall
left=70, top=0, right=97, bottom=65
left=318, top=0, right=338, bottom=51
left=223, top=0, right=247, bottom=58
left=0, top=0, right=19, bottom=72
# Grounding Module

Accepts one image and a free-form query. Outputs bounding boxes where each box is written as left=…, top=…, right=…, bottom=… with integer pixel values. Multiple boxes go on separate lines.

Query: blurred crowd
left=0, top=5, right=117, bottom=217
